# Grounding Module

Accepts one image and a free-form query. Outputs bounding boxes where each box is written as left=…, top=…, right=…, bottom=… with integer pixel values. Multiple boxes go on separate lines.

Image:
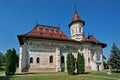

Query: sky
left=0, top=0, right=120, bottom=58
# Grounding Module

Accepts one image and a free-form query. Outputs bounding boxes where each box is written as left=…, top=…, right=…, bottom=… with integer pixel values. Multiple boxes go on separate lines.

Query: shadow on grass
left=83, top=72, right=91, bottom=74
left=73, top=72, right=91, bottom=75
left=112, top=71, right=120, bottom=73
left=0, top=66, right=5, bottom=71
left=0, top=76, right=17, bottom=80
left=16, top=72, right=39, bottom=75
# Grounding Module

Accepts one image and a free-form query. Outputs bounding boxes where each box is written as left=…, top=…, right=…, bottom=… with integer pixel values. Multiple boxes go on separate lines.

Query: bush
left=76, top=52, right=85, bottom=74
left=0, top=52, right=5, bottom=66
left=5, top=48, right=17, bottom=76
left=66, top=53, right=75, bottom=75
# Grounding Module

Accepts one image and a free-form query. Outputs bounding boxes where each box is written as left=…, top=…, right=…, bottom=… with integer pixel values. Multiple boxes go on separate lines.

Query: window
left=49, top=55, right=53, bottom=63
left=88, top=58, right=90, bottom=63
left=79, top=27, right=81, bottom=32
left=36, top=57, right=40, bottom=63
left=50, top=34, right=53, bottom=36
left=30, top=57, right=33, bottom=63
left=61, top=56, right=64, bottom=63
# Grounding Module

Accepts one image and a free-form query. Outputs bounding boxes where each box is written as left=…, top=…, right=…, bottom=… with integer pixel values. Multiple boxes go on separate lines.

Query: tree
left=66, top=52, right=75, bottom=75
left=76, top=52, right=85, bottom=74
left=108, top=43, right=120, bottom=72
left=81, top=53, right=85, bottom=73
left=103, top=55, right=108, bottom=69
left=0, top=52, right=5, bottom=66
left=5, top=48, right=17, bottom=76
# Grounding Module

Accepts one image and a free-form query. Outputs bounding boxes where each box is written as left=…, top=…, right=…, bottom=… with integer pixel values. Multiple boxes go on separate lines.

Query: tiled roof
left=69, top=9, right=85, bottom=27
left=17, top=24, right=106, bottom=48
left=81, top=35, right=107, bottom=48
left=18, top=24, right=76, bottom=45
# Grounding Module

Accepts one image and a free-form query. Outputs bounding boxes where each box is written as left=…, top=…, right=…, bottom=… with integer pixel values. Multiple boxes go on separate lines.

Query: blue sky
left=0, top=0, right=120, bottom=58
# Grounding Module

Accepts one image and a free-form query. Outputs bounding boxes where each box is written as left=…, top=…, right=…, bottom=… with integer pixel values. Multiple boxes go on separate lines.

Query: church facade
left=17, top=10, right=107, bottom=72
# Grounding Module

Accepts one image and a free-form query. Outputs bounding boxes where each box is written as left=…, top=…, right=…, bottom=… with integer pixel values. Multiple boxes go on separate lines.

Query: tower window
left=30, top=57, right=33, bottom=63
left=61, top=56, right=64, bottom=63
left=79, top=27, right=81, bottom=32
left=36, top=57, right=40, bottom=63
left=49, top=55, right=53, bottom=63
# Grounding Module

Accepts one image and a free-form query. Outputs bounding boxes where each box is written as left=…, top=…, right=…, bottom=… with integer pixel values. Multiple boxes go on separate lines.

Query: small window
left=39, top=28, right=43, bottom=30
left=88, top=58, right=90, bottom=63
left=61, top=56, right=64, bottom=63
left=30, top=57, right=33, bottom=63
left=56, top=30, right=59, bottom=32
left=60, top=35, right=62, bottom=37
left=40, top=33, right=43, bottom=35
left=49, top=55, right=53, bottom=63
left=50, top=34, right=53, bottom=36
left=36, top=57, right=40, bottom=63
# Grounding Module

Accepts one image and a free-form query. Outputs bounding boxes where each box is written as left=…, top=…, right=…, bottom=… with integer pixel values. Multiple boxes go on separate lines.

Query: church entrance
left=97, top=65, right=99, bottom=71
left=61, top=56, right=65, bottom=72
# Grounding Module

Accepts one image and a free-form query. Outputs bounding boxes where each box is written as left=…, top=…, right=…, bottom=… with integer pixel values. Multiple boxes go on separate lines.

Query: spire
left=72, top=9, right=81, bottom=22
left=69, top=9, right=85, bottom=27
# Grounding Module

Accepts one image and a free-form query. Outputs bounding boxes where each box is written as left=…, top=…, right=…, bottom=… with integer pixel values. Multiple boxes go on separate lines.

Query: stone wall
left=19, top=39, right=104, bottom=72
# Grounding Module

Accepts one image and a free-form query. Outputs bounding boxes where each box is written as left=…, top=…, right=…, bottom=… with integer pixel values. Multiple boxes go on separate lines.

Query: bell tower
left=69, top=9, right=85, bottom=41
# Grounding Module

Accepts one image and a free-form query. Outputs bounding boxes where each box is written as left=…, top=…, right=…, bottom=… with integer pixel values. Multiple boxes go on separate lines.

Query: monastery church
left=17, top=9, right=107, bottom=72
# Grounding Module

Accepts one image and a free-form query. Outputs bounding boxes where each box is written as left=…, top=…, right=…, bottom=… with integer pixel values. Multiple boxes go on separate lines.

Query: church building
left=17, top=9, right=107, bottom=72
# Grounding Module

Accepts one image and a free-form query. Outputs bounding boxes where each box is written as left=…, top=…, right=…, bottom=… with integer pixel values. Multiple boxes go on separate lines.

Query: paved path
left=0, top=73, right=120, bottom=80
left=80, top=75, right=120, bottom=80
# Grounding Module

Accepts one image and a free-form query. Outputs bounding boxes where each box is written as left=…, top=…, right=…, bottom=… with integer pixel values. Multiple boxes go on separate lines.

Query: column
left=100, top=51, right=104, bottom=71
left=56, top=48, right=61, bottom=72
left=18, top=46, right=23, bottom=73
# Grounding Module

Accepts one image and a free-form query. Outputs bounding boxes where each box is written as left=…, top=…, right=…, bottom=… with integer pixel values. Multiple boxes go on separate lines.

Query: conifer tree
left=0, top=52, right=5, bottom=66
left=108, top=43, right=120, bottom=72
left=76, top=52, right=81, bottom=74
left=5, top=48, right=17, bottom=76
left=76, top=52, right=85, bottom=74
left=81, top=53, right=85, bottom=73
left=66, top=52, right=75, bottom=75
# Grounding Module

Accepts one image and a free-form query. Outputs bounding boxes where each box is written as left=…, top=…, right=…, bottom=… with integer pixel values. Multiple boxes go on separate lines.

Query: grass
left=0, top=74, right=113, bottom=80
left=0, top=72, right=120, bottom=80
left=0, top=67, right=120, bottom=80
left=90, top=71, right=120, bottom=79
left=0, top=66, right=5, bottom=74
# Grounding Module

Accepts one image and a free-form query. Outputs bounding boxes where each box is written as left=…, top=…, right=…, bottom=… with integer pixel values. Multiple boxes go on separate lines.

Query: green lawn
left=0, top=66, right=5, bottom=74
left=0, top=74, right=113, bottom=80
left=0, top=66, right=120, bottom=80
left=91, top=71, right=120, bottom=79
left=0, top=72, right=120, bottom=80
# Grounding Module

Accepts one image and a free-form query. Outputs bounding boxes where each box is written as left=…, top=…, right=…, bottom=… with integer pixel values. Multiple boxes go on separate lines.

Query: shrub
left=76, top=52, right=85, bottom=74
left=66, top=52, right=75, bottom=75
left=5, top=48, right=17, bottom=76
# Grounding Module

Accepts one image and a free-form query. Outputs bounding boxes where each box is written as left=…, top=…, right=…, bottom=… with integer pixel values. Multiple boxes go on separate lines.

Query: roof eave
left=17, top=35, right=79, bottom=46
left=68, top=20, right=85, bottom=28
left=81, top=41, right=107, bottom=48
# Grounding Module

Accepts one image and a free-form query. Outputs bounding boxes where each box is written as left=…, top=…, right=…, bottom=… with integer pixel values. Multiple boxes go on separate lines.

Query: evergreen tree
left=0, top=52, right=5, bottom=66
left=108, top=43, right=120, bottom=72
left=76, top=52, right=85, bottom=74
left=103, top=55, right=108, bottom=69
left=5, top=48, right=17, bottom=76
left=66, top=52, right=75, bottom=75
left=81, top=53, right=85, bottom=73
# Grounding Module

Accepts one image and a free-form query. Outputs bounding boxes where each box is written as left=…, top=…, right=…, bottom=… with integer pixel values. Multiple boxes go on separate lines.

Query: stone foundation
left=29, top=68, right=56, bottom=72
left=85, top=66, right=91, bottom=71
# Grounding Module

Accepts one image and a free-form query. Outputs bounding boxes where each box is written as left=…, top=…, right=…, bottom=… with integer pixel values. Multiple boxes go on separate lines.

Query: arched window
left=36, top=57, right=40, bottom=63
left=49, top=55, right=53, bottom=63
left=61, top=56, right=64, bottom=63
left=30, top=57, right=33, bottom=63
